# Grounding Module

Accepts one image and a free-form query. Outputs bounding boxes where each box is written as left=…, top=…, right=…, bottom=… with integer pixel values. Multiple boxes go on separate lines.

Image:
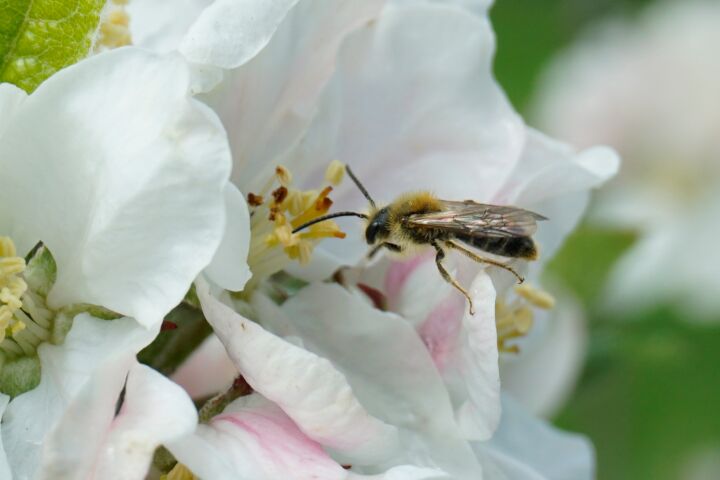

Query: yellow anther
left=163, top=463, right=197, bottom=480
left=514, top=284, right=555, bottom=309
left=275, top=165, right=293, bottom=187
left=0, top=237, right=17, bottom=257
left=95, top=0, right=132, bottom=50
left=286, top=190, right=306, bottom=216
left=0, top=237, right=28, bottom=343
left=246, top=163, right=350, bottom=283
left=109, top=10, right=129, bottom=26
left=10, top=321, right=25, bottom=336
left=496, top=300, right=535, bottom=354
left=325, top=160, right=346, bottom=186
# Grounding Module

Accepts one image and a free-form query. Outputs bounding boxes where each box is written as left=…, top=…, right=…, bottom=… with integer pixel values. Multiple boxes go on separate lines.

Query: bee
left=292, top=166, right=546, bottom=314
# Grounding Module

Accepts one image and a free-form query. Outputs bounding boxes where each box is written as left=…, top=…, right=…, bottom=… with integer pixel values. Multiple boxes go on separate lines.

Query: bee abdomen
left=456, top=234, right=537, bottom=260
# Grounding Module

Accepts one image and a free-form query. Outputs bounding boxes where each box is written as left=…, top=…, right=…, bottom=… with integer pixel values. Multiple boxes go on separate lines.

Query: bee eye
left=365, top=207, right=390, bottom=244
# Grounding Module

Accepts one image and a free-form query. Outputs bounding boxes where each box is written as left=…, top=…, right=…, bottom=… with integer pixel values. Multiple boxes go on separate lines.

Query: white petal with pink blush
left=168, top=393, right=449, bottom=480
left=256, top=283, right=486, bottom=479
left=195, top=277, right=400, bottom=465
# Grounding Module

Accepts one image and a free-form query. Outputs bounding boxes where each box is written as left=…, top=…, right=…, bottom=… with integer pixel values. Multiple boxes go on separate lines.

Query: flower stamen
left=95, top=0, right=132, bottom=51
left=245, top=164, right=347, bottom=287
left=496, top=284, right=555, bottom=353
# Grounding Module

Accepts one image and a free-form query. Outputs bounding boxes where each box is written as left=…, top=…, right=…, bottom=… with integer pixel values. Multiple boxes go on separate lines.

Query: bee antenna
left=345, top=165, right=376, bottom=209
left=292, top=211, right=369, bottom=234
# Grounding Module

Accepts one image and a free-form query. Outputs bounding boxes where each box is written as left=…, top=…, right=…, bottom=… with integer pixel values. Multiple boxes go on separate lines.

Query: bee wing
left=408, top=200, right=547, bottom=238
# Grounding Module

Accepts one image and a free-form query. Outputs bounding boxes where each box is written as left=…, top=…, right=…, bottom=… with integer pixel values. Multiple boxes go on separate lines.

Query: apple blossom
left=0, top=46, right=235, bottom=478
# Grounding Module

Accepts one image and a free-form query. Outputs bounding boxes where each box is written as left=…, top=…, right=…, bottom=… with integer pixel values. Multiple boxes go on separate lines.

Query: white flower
left=533, top=0, right=720, bottom=319
left=0, top=47, right=233, bottom=478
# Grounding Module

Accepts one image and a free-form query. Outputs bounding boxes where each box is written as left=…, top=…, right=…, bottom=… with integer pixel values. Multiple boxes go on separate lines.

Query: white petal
left=170, top=393, right=347, bottom=480
left=0, top=83, right=26, bottom=137
left=127, top=0, right=213, bottom=53
left=274, top=284, right=484, bottom=478
left=2, top=315, right=156, bottom=480
left=0, top=48, right=232, bottom=328
left=93, top=365, right=197, bottom=479
left=288, top=3, right=525, bottom=264
left=170, top=393, right=452, bottom=480
left=349, top=466, right=451, bottom=480
left=179, top=0, right=301, bottom=69
left=0, top=395, right=11, bottom=480
left=493, top=129, right=619, bottom=269
left=38, top=363, right=197, bottom=480
left=449, top=272, right=501, bottom=440
left=204, top=0, right=383, bottom=191
left=476, top=395, right=595, bottom=480
left=204, top=184, right=252, bottom=291
left=172, top=334, right=238, bottom=399
left=391, top=0, right=491, bottom=15
left=195, top=277, right=400, bottom=464
left=382, top=260, right=501, bottom=441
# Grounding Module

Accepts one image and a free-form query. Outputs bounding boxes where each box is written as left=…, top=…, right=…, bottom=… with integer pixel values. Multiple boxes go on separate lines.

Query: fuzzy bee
left=293, top=166, right=546, bottom=314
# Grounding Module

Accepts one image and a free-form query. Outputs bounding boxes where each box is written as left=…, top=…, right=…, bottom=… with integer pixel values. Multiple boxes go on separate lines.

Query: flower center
left=95, top=0, right=132, bottom=51
left=245, top=162, right=347, bottom=286
left=0, top=237, right=53, bottom=358
left=495, top=283, right=555, bottom=354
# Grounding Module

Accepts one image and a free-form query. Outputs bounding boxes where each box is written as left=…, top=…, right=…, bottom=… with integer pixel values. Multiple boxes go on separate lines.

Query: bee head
left=365, top=206, right=391, bottom=245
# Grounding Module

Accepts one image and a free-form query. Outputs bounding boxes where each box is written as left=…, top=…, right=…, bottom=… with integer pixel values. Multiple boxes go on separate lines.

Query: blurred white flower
left=533, top=0, right=720, bottom=320
left=0, top=48, right=233, bottom=478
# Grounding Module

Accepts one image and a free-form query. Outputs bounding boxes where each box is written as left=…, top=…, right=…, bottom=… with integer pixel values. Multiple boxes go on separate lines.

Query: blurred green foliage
left=491, top=1, right=720, bottom=479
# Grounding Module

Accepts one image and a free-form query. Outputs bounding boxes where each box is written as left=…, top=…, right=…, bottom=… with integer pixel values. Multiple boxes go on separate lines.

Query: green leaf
left=0, top=0, right=106, bottom=92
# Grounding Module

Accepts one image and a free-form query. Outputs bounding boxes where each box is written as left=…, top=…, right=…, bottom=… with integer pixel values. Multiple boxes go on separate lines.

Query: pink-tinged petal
left=38, top=363, right=197, bottom=480
left=2, top=315, right=157, bottom=479
left=0, top=394, right=11, bottom=480
left=384, top=254, right=437, bottom=317
left=169, top=394, right=450, bottom=480
left=169, top=393, right=345, bottom=479
left=274, top=284, right=485, bottom=478
left=475, top=395, right=595, bottom=480
left=381, top=256, right=500, bottom=440
left=201, top=0, right=384, bottom=192
left=172, top=334, right=238, bottom=400
left=417, top=294, right=465, bottom=372
left=289, top=3, right=525, bottom=265
left=195, top=277, right=400, bottom=464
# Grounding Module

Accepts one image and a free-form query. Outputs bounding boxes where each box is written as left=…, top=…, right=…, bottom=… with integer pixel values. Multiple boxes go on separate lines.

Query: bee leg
left=433, top=242, right=475, bottom=315
left=445, top=240, right=524, bottom=283
left=367, top=242, right=402, bottom=259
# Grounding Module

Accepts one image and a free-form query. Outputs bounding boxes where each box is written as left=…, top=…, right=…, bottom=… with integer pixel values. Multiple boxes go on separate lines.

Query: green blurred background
left=490, top=1, right=720, bottom=479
